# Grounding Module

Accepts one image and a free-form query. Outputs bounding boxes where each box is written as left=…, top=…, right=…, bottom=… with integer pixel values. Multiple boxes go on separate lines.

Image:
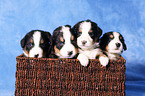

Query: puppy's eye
left=27, top=43, right=33, bottom=47
left=78, top=32, right=82, bottom=36
left=60, top=42, right=64, bottom=46
left=48, top=41, right=51, bottom=45
left=40, top=43, right=45, bottom=48
left=56, top=42, right=64, bottom=50
left=89, top=32, right=94, bottom=37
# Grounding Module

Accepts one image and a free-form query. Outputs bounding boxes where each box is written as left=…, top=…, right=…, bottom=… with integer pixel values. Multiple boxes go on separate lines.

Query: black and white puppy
left=21, top=30, right=52, bottom=58
left=72, top=20, right=109, bottom=66
left=100, top=31, right=127, bottom=60
left=50, top=25, right=77, bottom=58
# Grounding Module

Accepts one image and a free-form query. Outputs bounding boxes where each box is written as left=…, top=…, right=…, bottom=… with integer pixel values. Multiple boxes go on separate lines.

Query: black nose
left=35, top=54, right=39, bottom=58
left=116, top=43, right=121, bottom=48
left=82, top=41, right=87, bottom=45
left=68, top=51, right=73, bottom=56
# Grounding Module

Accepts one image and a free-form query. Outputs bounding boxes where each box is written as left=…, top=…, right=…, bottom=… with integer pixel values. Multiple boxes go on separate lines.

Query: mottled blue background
left=0, top=0, right=145, bottom=96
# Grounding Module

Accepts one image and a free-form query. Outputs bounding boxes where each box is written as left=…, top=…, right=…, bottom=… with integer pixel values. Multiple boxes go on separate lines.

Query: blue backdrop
left=0, top=0, right=145, bottom=96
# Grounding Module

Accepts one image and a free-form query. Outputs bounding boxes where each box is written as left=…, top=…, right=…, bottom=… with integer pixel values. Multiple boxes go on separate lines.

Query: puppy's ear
left=91, top=21, right=102, bottom=37
left=45, top=32, right=51, bottom=40
left=123, top=42, right=127, bottom=51
left=45, top=32, right=51, bottom=37
left=100, top=33, right=110, bottom=51
left=44, top=32, right=52, bottom=47
left=21, top=37, right=26, bottom=48
left=97, top=27, right=102, bottom=37
left=120, top=34, right=127, bottom=51
left=100, top=35, right=106, bottom=50
left=52, top=27, right=61, bottom=40
left=72, top=22, right=82, bottom=35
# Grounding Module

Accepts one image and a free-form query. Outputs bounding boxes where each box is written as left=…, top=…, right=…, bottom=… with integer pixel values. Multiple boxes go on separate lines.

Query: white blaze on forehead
left=61, top=26, right=71, bottom=44
left=80, top=21, right=91, bottom=33
left=59, top=26, right=77, bottom=58
left=113, top=32, right=120, bottom=40
left=33, top=31, right=41, bottom=46
left=29, top=31, right=43, bottom=58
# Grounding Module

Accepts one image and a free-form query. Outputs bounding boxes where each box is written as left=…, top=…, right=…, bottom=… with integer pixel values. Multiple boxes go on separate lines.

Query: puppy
left=72, top=20, right=109, bottom=66
left=50, top=25, right=77, bottom=58
left=100, top=31, right=127, bottom=60
left=21, top=30, right=52, bottom=58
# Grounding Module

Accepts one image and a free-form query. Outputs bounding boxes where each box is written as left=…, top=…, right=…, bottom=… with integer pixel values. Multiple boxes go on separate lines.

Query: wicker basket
left=15, top=54, right=126, bottom=96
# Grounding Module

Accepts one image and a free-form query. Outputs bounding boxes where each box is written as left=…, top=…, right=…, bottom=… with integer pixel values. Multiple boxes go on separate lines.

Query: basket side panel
left=15, top=55, right=126, bottom=96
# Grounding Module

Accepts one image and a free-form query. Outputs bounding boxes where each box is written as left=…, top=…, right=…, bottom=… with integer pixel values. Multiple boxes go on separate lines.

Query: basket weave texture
left=15, top=54, right=126, bottom=96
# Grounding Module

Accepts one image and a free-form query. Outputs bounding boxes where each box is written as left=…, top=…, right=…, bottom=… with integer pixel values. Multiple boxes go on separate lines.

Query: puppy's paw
left=99, top=55, right=109, bottom=67
left=77, top=54, right=89, bottom=66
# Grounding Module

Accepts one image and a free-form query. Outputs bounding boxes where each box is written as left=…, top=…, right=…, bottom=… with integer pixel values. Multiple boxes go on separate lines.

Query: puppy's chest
left=107, top=53, right=120, bottom=60
left=78, top=48, right=102, bottom=59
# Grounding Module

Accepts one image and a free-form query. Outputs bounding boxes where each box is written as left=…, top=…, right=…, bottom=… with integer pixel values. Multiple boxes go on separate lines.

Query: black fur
left=100, top=32, right=113, bottom=51
left=119, top=34, right=127, bottom=51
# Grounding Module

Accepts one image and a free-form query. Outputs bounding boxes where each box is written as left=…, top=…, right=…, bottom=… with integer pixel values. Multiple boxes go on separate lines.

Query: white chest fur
left=78, top=48, right=102, bottom=59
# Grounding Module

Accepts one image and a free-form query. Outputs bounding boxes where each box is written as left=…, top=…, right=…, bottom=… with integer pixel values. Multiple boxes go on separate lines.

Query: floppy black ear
left=21, top=37, right=26, bottom=48
left=45, top=32, right=52, bottom=45
left=91, top=21, right=102, bottom=38
left=119, top=34, right=127, bottom=51
left=72, top=21, right=82, bottom=36
left=123, top=42, right=127, bottom=51
left=52, top=27, right=62, bottom=44
left=97, top=27, right=102, bottom=37
left=44, top=32, right=53, bottom=56
left=100, top=33, right=108, bottom=51
left=72, top=23, right=78, bottom=34
left=21, top=31, right=35, bottom=49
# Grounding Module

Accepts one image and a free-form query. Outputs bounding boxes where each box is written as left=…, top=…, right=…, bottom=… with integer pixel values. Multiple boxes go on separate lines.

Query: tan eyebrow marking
left=40, top=39, right=44, bottom=44
left=89, top=30, right=92, bottom=33
left=60, top=36, right=64, bottom=42
left=30, top=39, right=33, bottom=44
left=71, top=35, right=74, bottom=40
left=79, top=29, right=82, bottom=32
left=120, top=36, right=123, bottom=39
left=110, top=35, right=114, bottom=38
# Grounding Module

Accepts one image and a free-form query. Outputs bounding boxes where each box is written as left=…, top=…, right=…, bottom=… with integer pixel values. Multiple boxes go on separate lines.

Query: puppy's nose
left=116, top=43, right=121, bottom=48
left=82, top=40, right=87, bottom=45
left=35, top=54, right=39, bottom=58
left=68, top=51, right=73, bottom=56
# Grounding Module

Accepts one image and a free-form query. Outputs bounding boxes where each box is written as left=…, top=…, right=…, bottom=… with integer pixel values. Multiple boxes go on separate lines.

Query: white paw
left=77, top=54, right=89, bottom=66
left=99, top=56, right=109, bottom=66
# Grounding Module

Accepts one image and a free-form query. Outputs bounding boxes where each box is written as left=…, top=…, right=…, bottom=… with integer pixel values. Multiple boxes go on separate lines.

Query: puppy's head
left=100, top=32, right=127, bottom=54
left=72, top=20, right=102, bottom=50
left=21, top=30, right=52, bottom=58
left=52, top=25, right=77, bottom=58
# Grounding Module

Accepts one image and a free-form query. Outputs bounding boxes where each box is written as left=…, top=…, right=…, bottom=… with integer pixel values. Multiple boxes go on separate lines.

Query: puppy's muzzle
left=82, top=40, right=87, bottom=45
left=35, top=54, right=39, bottom=58
left=68, top=51, right=73, bottom=56
left=116, top=43, right=121, bottom=48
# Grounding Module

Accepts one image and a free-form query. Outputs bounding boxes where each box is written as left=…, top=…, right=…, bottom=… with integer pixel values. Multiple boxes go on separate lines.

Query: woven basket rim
left=16, top=54, right=126, bottom=65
